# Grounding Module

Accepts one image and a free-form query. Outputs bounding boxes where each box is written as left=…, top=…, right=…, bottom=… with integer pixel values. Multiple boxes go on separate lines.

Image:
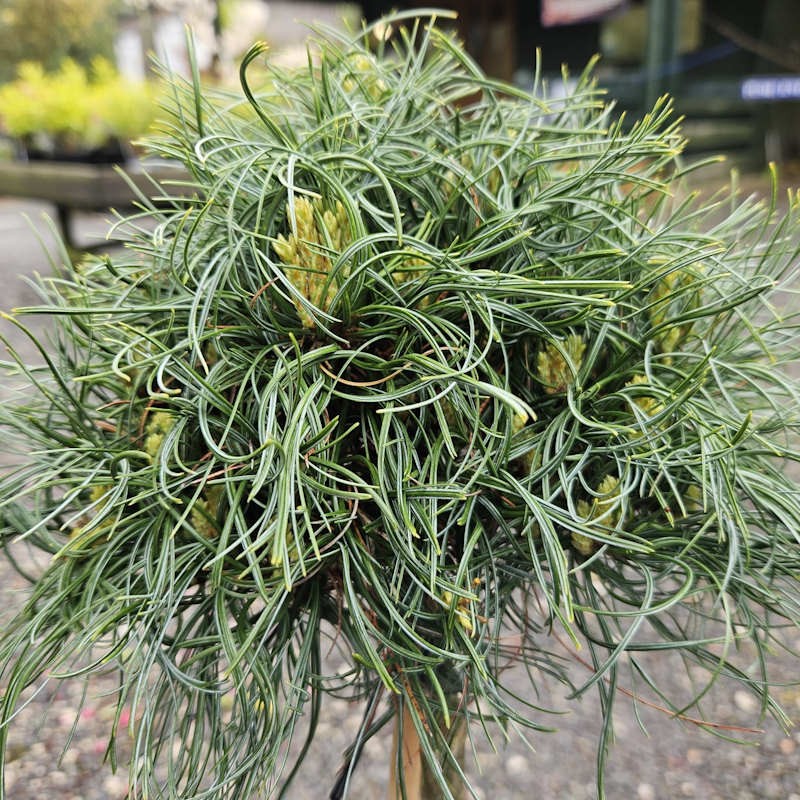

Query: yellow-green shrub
left=0, top=57, right=160, bottom=153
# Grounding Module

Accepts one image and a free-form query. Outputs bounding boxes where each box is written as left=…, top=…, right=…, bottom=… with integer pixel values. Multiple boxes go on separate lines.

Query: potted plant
left=1, top=11, right=799, bottom=799
left=0, top=57, right=159, bottom=163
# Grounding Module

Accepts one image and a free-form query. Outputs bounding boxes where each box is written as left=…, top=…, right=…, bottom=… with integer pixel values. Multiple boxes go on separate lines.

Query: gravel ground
left=1, top=183, right=800, bottom=800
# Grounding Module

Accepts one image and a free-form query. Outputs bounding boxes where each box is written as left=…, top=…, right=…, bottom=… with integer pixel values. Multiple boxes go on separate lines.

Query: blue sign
left=741, top=76, right=800, bottom=101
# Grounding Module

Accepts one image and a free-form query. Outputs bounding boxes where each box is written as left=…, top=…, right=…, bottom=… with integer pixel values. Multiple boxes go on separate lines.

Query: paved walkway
left=0, top=199, right=113, bottom=365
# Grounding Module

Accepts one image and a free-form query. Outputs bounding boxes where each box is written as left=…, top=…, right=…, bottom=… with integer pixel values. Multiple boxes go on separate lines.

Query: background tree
left=0, top=0, right=118, bottom=82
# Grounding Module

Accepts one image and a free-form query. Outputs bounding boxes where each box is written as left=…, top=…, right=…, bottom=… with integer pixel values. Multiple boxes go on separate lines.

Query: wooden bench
left=0, top=159, right=189, bottom=249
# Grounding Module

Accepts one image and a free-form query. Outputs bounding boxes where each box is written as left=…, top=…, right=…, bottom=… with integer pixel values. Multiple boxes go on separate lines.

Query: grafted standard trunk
left=387, top=698, right=468, bottom=800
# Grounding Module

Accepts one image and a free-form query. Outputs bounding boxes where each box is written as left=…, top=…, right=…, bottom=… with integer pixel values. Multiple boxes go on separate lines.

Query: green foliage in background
left=2, top=11, right=800, bottom=799
left=0, top=57, right=160, bottom=154
left=0, top=0, right=118, bottom=83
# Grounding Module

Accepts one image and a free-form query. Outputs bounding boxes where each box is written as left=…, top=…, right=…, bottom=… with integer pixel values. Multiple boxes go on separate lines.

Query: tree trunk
left=387, top=697, right=468, bottom=800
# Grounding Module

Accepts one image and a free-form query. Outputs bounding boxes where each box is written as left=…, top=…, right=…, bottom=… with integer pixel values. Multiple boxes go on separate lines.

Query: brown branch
left=705, top=11, right=800, bottom=73
left=552, top=629, right=764, bottom=734
left=249, top=279, right=275, bottom=308
left=319, top=360, right=411, bottom=388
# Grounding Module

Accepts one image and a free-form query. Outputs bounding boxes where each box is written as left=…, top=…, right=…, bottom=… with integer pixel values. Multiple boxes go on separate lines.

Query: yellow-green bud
left=143, top=411, right=174, bottom=457
left=89, top=484, right=110, bottom=504
left=190, top=485, right=223, bottom=539
left=537, top=333, right=586, bottom=394
left=511, top=411, right=529, bottom=433
left=648, top=266, right=702, bottom=359
left=571, top=475, right=623, bottom=555
left=594, top=475, right=621, bottom=526
left=685, top=484, right=703, bottom=513
left=272, top=195, right=353, bottom=328
left=571, top=498, right=597, bottom=554
left=518, top=447, right=538, bottom=473
left=570, top=530, right=596, bottom=556
left=341, top=53, right=387, bottom=99
left=625, top=374, right=662, bottom=416
left=272, top=234, right=296, bottom=264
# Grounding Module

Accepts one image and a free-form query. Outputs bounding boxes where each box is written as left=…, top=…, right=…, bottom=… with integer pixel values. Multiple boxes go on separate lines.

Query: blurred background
left=0, top=0, right=798, bottom=168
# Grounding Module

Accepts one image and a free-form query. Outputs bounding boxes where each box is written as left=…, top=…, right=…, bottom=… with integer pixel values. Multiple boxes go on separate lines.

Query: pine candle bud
left=626, top=374, right=662, bottom=416
left=517, top=446, right=539, bottom=474
left=273, top=196, right=352, bottom=328
left=511, top=411, right=528, bottom=432
left=648, top=266, right=702, bottom=358
left=594, top=475, right=622, bottom=525
left=570, top=506, right=596, bottom=556
left=190, top=485, right=223, bottom=539
left=391, top=252, right=435, bottom=309
left=571, top=475, right=622, bottom=555
left=537, top=333, right=586, bottom=394
left=65, top=484, right=114, bottom=552
left=391, top=254, right=426, bottom=286
left=684, top=484, right=704, bottom=513
left=89, top=484, right=111, bottom=505
left=143, top=410, right=175, bottom=457
left=341, top=53, right=387, bottom=99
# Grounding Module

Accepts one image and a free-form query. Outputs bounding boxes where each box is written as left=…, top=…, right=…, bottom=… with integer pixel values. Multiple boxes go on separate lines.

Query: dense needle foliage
left=2, top=12, right=800, bottom=799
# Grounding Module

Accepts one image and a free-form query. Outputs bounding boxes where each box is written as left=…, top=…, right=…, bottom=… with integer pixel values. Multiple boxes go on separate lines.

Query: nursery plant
left=0, top=57, right=160, bottom=161
left=2, top=10, right=800, bottom=799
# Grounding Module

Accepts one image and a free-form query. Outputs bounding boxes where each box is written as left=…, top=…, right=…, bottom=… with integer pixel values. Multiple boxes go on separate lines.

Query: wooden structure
left=0, top=159, right=188, bottom=249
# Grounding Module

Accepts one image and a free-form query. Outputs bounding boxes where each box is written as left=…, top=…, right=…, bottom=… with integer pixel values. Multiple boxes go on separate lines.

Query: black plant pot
left=24, top=138, right=129, bottom=165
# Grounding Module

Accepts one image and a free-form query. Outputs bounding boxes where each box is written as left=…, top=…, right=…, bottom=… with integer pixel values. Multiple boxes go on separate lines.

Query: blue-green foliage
left=1, top=12, right=800, bottom=799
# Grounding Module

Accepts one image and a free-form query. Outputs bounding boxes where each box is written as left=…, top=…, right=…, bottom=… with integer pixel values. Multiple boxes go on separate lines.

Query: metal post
left=644, top=0, right=681, bottom=110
